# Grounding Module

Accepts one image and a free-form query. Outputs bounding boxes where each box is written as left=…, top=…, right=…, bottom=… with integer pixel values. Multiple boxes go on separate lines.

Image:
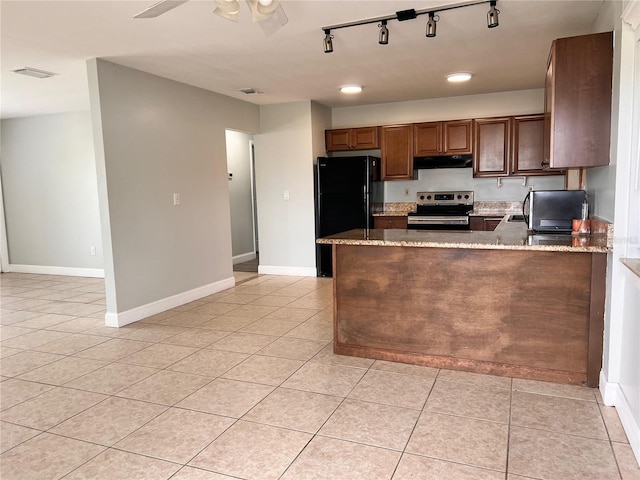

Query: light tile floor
left=1, top=271, right=638, bottom=480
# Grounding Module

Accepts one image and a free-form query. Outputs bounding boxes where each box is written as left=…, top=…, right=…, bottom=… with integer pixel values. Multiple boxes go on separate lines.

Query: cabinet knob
left=541, top=160, right=550, bottom=167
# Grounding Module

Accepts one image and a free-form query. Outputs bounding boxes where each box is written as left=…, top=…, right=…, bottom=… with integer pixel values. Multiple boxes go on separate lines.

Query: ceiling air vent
left=12, top=67, right=57, bottom=79
left=237, top=88, right=262, bottom=95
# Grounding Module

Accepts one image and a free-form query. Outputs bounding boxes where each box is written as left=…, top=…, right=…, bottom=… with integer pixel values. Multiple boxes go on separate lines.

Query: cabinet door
left=381, top=125, right=413, bottom=180
left=413, top=122, right=442, bottom=156
left=326, top=129, right=352, bottom=151
left=543, top=57, right=554, bottom=169
left=352, top=127, right=380, bottom=149
left=473, top=118, right=510, bottom=177
left=545, top=32, right=613, bottom=168
left=470, top=216, right=502, bottom=231
left=374, top=216, right=408, bottom=229
left=444, top=120, right=473, bottom=155
left=513, top=115, right=562, bottom=176
left=483, top=218, right=502, bottom=231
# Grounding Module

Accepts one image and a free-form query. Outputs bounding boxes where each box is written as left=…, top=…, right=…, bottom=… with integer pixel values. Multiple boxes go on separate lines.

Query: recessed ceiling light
left=12, top=67, right=57, bottom=79
left=340, top=85, right=363, bottom=94
left=447, top=73, right=472, bottom=82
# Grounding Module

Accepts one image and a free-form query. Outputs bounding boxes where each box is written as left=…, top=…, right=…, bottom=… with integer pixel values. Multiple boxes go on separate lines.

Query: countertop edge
left=316, top=237, right=609, bottom=253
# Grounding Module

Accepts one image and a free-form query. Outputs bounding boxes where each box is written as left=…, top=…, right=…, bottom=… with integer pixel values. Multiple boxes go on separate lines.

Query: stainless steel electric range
left=407, top=191, right=474, bottom=230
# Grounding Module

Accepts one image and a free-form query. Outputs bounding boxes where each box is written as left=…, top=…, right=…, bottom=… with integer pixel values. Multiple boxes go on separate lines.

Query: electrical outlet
left=528, top=186, right=534, bottom=192
left=404, top=188, right=410, bottom=197
left=90, top=246, right=96, bottom=256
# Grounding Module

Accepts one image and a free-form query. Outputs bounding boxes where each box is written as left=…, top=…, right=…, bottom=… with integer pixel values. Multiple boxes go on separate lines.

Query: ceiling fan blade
left=213, top=0, right=240, bottom=22
left=134, top=0, right=189, bottom=18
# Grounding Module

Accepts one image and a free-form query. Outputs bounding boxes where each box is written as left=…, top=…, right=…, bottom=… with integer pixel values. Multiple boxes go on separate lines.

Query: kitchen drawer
left=374, top=216, right=408, bottom=229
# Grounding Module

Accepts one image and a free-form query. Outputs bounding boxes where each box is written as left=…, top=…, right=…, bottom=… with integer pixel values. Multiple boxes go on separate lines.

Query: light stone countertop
left=317, top=215, right=611, bottom=253
left=374, top=201, right=524, bottom=217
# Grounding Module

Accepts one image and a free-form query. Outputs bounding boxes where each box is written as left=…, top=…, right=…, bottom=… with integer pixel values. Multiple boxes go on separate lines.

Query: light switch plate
left=173, top=193, right=181, bottom=205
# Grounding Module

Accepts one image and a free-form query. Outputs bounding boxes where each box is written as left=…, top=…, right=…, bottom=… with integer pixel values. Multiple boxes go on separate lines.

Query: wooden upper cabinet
left=326, top=126, right=379, bottom=151
left=414, top=120, right=472, bottom=156
left=473, top=118, right=510, bottom=177
left=413, top=122, right=442, bottom=156
left=381, top=125, right=413, bottom=181
left=444, top=120, right=473, bottom=155
left=513, top=115, right=548, bottom=175
left=474, top=115, right=563, bottom=178
left=544, top=31, right=613, bottom=168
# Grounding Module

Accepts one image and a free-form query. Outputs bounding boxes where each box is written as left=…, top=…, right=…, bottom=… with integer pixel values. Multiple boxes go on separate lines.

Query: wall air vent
left=237, top=88, right=263, bottom=95
left=12, top=67, right=57, bottom=79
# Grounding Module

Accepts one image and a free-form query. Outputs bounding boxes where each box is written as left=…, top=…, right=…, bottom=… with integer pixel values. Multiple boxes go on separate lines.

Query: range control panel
left=416, top=191, right=474, bottom=206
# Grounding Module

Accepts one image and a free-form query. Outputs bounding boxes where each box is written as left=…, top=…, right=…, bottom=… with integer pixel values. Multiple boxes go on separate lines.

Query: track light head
left=426, top=12, right=437, bottom=38
left=378, top=20, right=389, bottom=45
left=487, top=0, right=499, bottom=28
left=323, top=29, right=334, bottom=53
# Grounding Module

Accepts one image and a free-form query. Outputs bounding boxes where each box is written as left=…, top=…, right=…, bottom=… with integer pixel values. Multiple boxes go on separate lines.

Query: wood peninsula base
left=332, top=244, right=606, bottom=387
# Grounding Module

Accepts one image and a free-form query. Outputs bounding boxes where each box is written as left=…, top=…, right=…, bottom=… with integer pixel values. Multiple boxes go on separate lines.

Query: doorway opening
left=226, top=130, right=259, bottom=273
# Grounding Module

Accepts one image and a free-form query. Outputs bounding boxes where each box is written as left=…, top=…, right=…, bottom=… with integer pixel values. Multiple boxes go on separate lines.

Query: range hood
left=413, top=154, right=473, bottom=170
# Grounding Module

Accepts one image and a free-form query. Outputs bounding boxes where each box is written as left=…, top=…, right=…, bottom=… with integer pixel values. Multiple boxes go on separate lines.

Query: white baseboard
left=6, top=264, right=105, bottom=278
left=232, top=252, right=256, bottom=265
left=105, top=276, right=236, bottom=327
left=599, top=370, right=618, bottom=406
left=600, top=370, right=640, bottom=465
left=257, top=265, right=317, bottom=277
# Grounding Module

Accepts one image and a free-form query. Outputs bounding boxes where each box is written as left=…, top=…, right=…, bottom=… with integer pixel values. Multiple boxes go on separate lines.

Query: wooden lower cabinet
left=470, top=216, right=503, bottom=231
left=374, top=216, right=408, bottom=229
left=333, top=244, right=606, bottom=387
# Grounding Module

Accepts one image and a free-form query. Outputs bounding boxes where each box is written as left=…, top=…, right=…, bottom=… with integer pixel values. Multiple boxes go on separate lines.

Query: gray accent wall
left=87, top=59, right=259, bottom=314
left=0, top=112, right=103, bottom=269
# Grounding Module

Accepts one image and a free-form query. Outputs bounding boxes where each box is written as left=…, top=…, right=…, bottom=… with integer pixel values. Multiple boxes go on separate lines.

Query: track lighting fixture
left=321, top=0, right=499, bottom=52
left=378, top=20, right=389, bottom=45
left=323, top=29, right=334, bottom=53
left=426, top=12, right=438, bottom=38
left=487, top=0, right=499, bottom=28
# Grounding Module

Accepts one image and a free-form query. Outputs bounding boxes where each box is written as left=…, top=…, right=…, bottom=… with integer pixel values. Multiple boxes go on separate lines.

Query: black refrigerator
left=315, top=156, right=384, bottom=277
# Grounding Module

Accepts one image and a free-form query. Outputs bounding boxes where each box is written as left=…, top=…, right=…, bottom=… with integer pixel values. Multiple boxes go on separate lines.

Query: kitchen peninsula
left=317, top=219, right=610, bottom=387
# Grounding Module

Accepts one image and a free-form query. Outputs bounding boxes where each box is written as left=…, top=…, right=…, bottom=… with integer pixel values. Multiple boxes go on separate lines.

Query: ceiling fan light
left=248, top=0, right=279, bottom=21
left=213, top=0, right=240, bottom=21
left=340, top=85, right=362, bottom=94
left=487, top=1, right=500, bottom=28
left=447, top=72, right=472, bottom=82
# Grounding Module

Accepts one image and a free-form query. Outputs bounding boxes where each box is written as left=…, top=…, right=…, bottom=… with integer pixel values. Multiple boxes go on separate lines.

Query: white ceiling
left=0, top=0, right=606, bottom=119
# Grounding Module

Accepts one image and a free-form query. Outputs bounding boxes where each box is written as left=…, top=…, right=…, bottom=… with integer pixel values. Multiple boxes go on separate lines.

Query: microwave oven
left=526, top=190, right=587, bottom=233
